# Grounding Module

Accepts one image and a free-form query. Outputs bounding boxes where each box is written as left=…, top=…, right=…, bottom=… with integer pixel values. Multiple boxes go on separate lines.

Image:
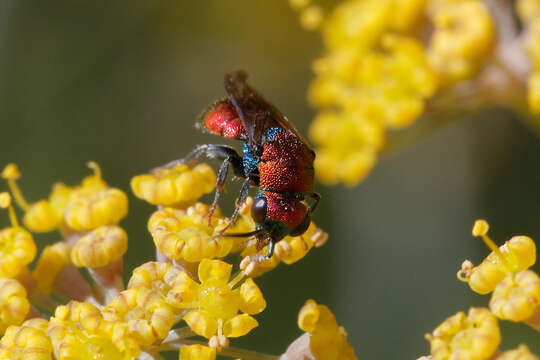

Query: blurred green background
left=1, top=1, right=540, bottom=358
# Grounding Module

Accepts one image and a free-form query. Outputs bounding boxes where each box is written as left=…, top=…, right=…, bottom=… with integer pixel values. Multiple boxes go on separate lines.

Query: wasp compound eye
left=251, top=196, right=268, bottom=224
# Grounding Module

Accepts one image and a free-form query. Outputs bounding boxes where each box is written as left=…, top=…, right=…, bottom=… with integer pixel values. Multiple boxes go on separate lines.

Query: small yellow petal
left=183, top=310, right=218, bottom=339
left=238, top=278, right=266, bottom=315
left=198, top=259, right=232, bottom=285
left=223, top=314, right=258, bottom=338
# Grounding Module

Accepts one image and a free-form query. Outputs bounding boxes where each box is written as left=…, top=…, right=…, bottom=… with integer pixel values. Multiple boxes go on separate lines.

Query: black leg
left=219, top=178, right=251, bottom=232
left=304, top=192, right=321, bottom=213
left=152, top=144, right=245, bottom=178
left=266, top=239, right=275, bottom=259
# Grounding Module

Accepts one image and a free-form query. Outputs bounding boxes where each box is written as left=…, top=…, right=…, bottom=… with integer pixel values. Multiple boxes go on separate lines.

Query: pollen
left=0, top=318, right=52, bottom=360
left=131, top=163, right=216, bottom=206
left=0, top=279, right=30, bottom=335
left=104, top=286, right=175, bottom=346
left=297, top=299, right=357, bottom=360
left=71, top=225, right=128, bottom=268
left=48, top=301, right=139, bottom=360
left=148, top=204, right=233, bottom=262
left=489, top=270, right=540, bottom=324
left=425, top=307, right=500, bottom=360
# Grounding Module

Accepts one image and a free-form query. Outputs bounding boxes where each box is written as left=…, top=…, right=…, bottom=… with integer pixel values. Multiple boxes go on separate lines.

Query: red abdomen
left=202, top=100, right=247, bottom=139
left=259, top=131, right=314, bottom=194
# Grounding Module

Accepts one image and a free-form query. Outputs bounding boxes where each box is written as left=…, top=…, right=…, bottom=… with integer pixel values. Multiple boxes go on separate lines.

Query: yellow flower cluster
left=2, top=162, right=128, bottom=233
left=517, top=0, right=540, bottom=113
left=419, top=219, right=540, bottom=359
left=0, top=160, right=337, bottom=359
left=289, top=0, right=496, bottom=186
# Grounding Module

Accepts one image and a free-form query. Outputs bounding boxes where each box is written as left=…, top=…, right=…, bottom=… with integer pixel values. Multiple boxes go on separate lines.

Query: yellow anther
left=2, top=165, right=29, bottom=212
left=0, top=193, right=11, bottom=209
left=300, top=6, right=324, bottom=31
left=1, top=164, right=21, bottom=180
left=472, top=219, right=489, bottom=236
left=87, top=161, right=102, bottom=180
left=179, top=344, right=216, bottom=360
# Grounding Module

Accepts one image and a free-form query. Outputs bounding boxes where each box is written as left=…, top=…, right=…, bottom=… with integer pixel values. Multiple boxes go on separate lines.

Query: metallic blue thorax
left=242, top=127, right=286, bottom=177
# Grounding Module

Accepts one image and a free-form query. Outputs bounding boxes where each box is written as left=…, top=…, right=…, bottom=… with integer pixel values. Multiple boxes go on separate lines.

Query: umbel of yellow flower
left=2, top=162, right=128, bottom=233
left=170, top=259, right=265, bottom=346
left=425, top=307, right=501, bottom=360
left=457, top=220, right=536, bottom=294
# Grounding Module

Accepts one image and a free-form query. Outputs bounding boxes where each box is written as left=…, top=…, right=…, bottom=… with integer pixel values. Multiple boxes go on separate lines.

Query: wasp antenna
left=220, top=229, right=264, bottom=238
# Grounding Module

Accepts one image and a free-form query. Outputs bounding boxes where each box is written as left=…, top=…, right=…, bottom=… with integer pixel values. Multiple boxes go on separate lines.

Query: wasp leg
left=152, top=144, right=245, bottom=177
left=303, top=192, right=321, bottom=213
left=266, top=239, right=275, bottom=259
left=219, top=178, right=251, bottom=232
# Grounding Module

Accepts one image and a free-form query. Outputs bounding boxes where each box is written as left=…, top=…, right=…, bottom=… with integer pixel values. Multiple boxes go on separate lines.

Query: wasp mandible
left=155, top=71, right=320, bottom=259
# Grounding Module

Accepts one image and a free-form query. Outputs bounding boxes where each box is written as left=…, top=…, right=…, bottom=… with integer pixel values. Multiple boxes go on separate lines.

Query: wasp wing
left=224, top=71, right=312, bottom=150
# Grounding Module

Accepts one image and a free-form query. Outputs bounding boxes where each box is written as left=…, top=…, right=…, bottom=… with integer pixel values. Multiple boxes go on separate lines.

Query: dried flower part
left=64, top=188, right=128, bottom=231
left=489, top=270, right=540, bottom=322
left=71, top=225, right=127, bottom=268
left=32, top=242, right=72, bottom=295
left=426, top=307, right=501, bottom=360
left=427, top=0, right=495, bottom=86
left=0, top=227, right=36, bottom=279
left=148, top=204, right=233, bottom=262
left=179, top=344, right=216, bottom=360
left=497, top=344, right=540, bottom=360
left=48, top=301, right=139, bottom=360
left=131, top=163, right=216, bottom=206
left=296, top=299, right=357, bottom=360
left=104, top=286, right=175, bottom=346
left=0, top=279, right=29, bottom=334
left=0, top=318, right=52, bottom=360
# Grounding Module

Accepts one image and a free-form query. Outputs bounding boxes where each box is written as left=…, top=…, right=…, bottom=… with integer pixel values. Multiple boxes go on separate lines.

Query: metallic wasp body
left=158, top=71, right=320, bottom=258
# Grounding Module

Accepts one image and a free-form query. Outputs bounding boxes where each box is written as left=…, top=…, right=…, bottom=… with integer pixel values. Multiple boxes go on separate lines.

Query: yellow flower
left=0, top=318, right=52, bottom=360
left=131, top=163, right=215, bottom=206
left=458, top=220, right=536, bottom=294
left=489, top=270, right=540, bottom=324
left=104, top=286, right=175, bottom=346
left=64, top=187, right=128, bottom=231
left=172, top=259, right=265, bottom=344
left=0, top=227, right=36, bottom=279
left=148, top=204, right=233, bottom=262
left=297, top=299, right=357, bottom=360
left=517, top=0, right=540, bottom=23
left=0, top=279, right=30, bottom=334
left=427, top=0, right=495, bottom=86
left=71, top=225, right=127, bottom=268
left=32, top=242, right=72, bottom=295
left=48, top=301, right=139, bottom=360
left=425, top=307, right=500, bottom=360
left=497, top=344, right=540, bottom=360
left=179, top=344, right=216, bottom=360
